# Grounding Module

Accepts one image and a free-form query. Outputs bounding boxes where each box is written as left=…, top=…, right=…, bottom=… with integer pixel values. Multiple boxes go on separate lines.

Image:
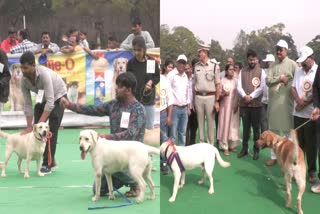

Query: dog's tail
left=213, top=147, right=231, bottom=168
left=290, top=129, right=299, bottom=165
left=0, top=130, right=10, bottom=139
left=146, top=145, right=160, bottom=156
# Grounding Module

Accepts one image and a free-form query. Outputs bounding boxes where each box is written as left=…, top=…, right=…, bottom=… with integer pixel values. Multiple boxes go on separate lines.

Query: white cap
left=296, top=46, right=313, bottom=63
left=262, top=54, right=275, bottom=62
left=197, top=43, right=210, bottom=52
left=276, top=39, right=288, bottom=49
left=176, top=54, right=187, bottom=63
left=210, top=58, right=220, bottom=64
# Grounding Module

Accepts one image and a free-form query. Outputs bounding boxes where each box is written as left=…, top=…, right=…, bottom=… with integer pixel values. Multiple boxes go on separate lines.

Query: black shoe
left=40, top=166, right=52, bottom=174
left=253, top=152, right=259, bottom=160
left=161, top=163, right=168, bottom=175
left=237, top=149, right=248, bottom=158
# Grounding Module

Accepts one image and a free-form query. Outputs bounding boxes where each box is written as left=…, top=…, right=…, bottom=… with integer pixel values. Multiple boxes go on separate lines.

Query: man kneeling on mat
left=61, top=72, right=146, bottom=197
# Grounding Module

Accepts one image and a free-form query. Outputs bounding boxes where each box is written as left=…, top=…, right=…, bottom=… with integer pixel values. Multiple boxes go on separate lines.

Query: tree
left=232, top=23, right=298, bottom=66
left=307, top=35, right=320, bottom=64
left=209, top=39, right=227, bottom=70
left=160, top=25, right=198, bottom=63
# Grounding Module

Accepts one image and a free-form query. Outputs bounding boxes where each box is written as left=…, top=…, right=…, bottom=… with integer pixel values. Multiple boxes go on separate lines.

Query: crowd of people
left=0, top=16, right=158, bottom=198
left=160, top=39, right=320, bottom=193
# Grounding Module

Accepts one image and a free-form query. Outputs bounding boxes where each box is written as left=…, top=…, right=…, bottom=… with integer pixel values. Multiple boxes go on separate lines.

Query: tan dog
left=79, top=129, right=160, bottom=203
left=0, top=122, right=49, bottom=178
left=144, top=127, right=160, bottom=147
left=9, top=64, right=24, bottom=111
left=256, top=130, right=306, bottom=214
left=111, top=57, right=128, bottom=99
left=160, top=141, right=231, bottom=202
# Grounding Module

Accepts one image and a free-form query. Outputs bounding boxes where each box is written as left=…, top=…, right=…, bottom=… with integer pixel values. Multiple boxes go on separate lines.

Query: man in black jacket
left=127, top=36, right=160, bottom=130
left=310, top=65, right=320, bottom=193
left=0, top=48, right=11, bottom=119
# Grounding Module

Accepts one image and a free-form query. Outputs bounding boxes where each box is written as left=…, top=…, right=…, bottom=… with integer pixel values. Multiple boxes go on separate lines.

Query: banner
left=1, top=49, right=160, bottom=128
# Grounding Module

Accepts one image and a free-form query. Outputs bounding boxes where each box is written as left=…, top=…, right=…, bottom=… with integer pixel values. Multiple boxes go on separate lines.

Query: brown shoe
left=224, top=150, right=230, bottom=156
left=229, top=148, right=237, bottom=153
left=265, top=159, right=277, bottom=166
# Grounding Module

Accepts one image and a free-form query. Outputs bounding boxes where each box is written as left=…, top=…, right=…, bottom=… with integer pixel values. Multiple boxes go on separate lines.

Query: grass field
left=160, top=141, right=320, bottom=214
left=0, top=128, right=160, bottom=214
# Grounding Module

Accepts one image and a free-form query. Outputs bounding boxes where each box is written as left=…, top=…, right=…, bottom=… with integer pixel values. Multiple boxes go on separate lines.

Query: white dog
left=160, top=141, right=231, bottom=202
left=111, top=57, right=128, bottom=99
left=67, top=81, right=79, bottom=103
left=79, top=129, right=160, bottom=203
left=0, top=122, right=49, bottom=178
left=9, top=64, right=24, bottom=111
left=144, top=127, right=160, bottom=147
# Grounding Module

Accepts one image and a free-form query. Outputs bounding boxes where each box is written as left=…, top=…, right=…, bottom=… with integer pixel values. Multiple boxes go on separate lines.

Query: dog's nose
left=43, top=130, right=47, bottom=136
left=79, top=146, right=83, bottom=151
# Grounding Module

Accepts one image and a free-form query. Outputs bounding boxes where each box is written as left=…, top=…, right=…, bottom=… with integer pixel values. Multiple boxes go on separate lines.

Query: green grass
left=0, top=128, right=160, bottom=214
left=160, top=132, right=320, bottom=214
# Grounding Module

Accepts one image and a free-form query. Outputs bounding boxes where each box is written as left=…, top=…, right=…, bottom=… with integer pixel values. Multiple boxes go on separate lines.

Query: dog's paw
left=136, top=197, right=144, bottom=204
left=108, top=194, right=115, bottom=200
left=285, top=202, right=291, bottom=208
left=1, top=174, right=6, bottom=177
left=38, top=172, right=45, bottom=177
left=24, top=174, right=30, bottom=179
left=208, top=188, right=214, bottom=194
left=198, top=179, right=204, bottom=185
left=91, top=196, right=99, bottom=202
left=178, top=184, right=184, bottom=189
left=168, top=197, right=175, bottom=203
left=148, top=194, right=155, bottom=200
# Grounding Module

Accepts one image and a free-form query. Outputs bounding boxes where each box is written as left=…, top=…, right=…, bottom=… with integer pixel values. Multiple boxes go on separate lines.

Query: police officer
left=193, top=43, right=221, bottom=145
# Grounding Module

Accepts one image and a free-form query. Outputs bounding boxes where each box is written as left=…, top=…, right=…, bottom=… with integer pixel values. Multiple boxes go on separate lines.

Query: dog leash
left=88, top=187, right=133, bottom=210
left=47, top=131, right=53, bottom=167
left=294, top=114, right=320, bottom=131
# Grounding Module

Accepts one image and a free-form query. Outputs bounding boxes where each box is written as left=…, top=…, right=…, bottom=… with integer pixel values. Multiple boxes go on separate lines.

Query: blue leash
left=88, top=188, right=133, bottom=210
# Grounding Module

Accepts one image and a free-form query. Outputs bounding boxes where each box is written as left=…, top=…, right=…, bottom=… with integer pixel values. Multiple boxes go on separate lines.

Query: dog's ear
left=33, top=124, right=37, bottom=133
left=90, top=130, right=98, bottom=144
left=265, top=132, right=277, bottom=147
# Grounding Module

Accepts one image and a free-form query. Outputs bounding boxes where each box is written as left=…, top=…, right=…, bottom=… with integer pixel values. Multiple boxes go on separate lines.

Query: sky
left=160, top=0, right=319, bottom=50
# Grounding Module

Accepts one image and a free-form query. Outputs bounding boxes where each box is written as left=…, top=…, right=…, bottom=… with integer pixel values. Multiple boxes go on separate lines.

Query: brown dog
left=256, top=130, right=306, bottom=214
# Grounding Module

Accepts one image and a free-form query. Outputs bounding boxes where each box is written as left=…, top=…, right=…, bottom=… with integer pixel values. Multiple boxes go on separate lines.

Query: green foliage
left=160, top=25, right=199, bottom=63
left=307, top=35, right=320, bottom=64
left=232, top=23, right=298, bottom=65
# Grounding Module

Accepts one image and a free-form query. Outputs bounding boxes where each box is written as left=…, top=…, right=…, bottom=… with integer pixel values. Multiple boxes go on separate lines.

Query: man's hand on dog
left=20, top=127, right=33, bottom=135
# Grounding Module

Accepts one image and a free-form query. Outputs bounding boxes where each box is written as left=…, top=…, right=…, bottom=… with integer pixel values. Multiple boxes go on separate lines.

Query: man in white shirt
left=167, top=54, right=190, bottom=146
left=120, top=17, right=155, bottom=50
left=292, top=46, right=318, bottom=183
left=261, top=54, right=275, bottom=133
left=160, top=74, right=173, bottom=174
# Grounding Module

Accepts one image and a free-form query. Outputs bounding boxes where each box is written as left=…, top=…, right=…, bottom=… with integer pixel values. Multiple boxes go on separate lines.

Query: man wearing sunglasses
left=265, top=39, right=298, bottom=166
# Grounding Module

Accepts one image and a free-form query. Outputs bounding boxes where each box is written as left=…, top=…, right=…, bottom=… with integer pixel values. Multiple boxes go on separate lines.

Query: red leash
left=47, top=131, right=53, bottom=167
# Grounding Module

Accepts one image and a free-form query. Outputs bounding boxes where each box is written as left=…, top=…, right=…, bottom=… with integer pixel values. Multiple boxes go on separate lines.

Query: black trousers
left=294, top=116, right=317, bottom=176
left=260, top=104, right=268, bottom=133
left=240, top=107, right=261, bottom=152
left=316, top=119, right=320, bottom=179
left=34, top=96, right=65, bottom=167
left=186, top=109, right=198, bottom=146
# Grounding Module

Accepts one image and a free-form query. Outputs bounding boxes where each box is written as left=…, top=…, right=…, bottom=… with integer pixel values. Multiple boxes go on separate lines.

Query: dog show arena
left=161, top=130, right=320, bottom=214
left=0, top=128, right=160, bottom=214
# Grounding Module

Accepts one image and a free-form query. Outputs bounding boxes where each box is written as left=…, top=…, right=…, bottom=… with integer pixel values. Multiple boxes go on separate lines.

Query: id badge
left=146, top=60, right=155, bottom=74
left=0, top=63, right=4, bottom=73
left=36, top=90, right=44, bottom=103
left=120, top=112, right=131, bottom=128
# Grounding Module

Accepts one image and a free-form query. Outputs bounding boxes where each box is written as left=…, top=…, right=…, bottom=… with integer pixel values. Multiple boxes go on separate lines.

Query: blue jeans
left=170, top=106, right=188, bottom=146
left=144, top=105, right=154, bottom=130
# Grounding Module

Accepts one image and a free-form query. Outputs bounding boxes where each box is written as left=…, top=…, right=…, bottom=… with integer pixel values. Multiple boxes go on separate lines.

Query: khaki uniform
left=194, top=60, right=220, bottom=145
